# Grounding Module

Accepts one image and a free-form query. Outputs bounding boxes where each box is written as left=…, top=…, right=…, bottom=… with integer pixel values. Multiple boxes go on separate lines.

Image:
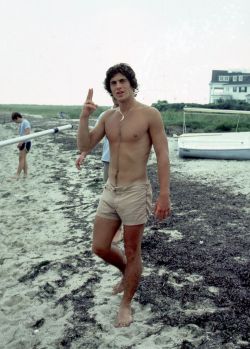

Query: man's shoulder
left=98, top=108, right=114, bottom=119
left=135, top=102, right=156, bottom=111
left=95, top=108, right=114, bottom=126
left=146, top=105, right=160, bottom=114
left=137, top=104, right=160, bottom=117
left=102, top=108, right=118, bottom=121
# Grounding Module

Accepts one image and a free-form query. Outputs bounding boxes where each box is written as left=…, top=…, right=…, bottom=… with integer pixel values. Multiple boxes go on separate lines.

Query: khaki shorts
left=96, top=179, right=152, bottom=226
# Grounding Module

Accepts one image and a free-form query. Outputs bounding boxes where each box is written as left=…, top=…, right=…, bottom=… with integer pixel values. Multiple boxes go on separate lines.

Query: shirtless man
left=77, top=63, right=171, bottom=327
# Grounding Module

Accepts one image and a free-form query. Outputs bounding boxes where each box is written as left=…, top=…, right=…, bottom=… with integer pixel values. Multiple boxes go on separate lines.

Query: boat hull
left=178, top=132, right=250, bottom=160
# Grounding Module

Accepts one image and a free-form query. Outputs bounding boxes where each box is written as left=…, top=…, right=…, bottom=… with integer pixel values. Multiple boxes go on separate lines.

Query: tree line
left=152, top=99, right=250, bottom=112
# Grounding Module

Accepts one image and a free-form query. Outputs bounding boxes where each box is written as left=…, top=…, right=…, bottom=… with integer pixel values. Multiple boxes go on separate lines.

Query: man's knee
left=92, top=243, right=109, bottom=258
left=124, top=245, right=140, bottom=262
left=123, top=225, right=144, bottom=261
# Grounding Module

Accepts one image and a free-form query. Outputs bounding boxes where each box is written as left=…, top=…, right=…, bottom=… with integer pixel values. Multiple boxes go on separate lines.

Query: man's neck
left=118, top=97, right=137, bottom=114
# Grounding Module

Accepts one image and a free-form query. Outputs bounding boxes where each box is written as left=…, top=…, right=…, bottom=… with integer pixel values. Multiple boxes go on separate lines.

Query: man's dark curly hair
left=104, top=63, right=139, bottom=96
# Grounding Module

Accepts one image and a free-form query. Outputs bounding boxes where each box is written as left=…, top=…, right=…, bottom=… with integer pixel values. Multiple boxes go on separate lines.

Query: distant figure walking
left=11, top=112, right=31, bottom=179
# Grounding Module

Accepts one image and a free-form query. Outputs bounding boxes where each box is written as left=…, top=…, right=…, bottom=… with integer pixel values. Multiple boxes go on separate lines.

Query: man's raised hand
left=81, top=88, right=97, bottom=118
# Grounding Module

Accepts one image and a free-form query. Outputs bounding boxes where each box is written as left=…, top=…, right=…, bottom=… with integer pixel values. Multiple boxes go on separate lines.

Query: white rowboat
left=178, top=132, right=250, bottom=160
left=178, top=108, right=250, bottom=160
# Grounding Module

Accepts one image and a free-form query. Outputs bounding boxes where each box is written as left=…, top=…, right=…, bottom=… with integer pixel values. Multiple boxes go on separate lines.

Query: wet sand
left=0, top=116, right=249, bottom=348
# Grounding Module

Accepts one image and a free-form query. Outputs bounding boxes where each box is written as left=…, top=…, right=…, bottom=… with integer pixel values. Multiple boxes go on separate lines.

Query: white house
left=209, top=70, right=250, bottom=103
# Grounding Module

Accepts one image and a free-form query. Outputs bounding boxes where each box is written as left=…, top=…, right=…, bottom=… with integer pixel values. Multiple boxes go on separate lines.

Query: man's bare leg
left=112, top=249, right=126, bottom=295
left=92, top=217, right=144, bottom=327
left=92, top=216, right=126, bottom=273
left=112, top=225, right=123, bottom=244
left=115, top=224, right=144, bottom=327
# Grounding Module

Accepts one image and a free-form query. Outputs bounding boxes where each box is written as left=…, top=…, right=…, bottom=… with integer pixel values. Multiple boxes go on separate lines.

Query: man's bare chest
left=105, top=117, right=149, bottom=143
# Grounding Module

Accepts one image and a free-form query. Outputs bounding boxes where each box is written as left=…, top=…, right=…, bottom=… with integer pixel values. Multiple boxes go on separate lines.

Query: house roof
left=211, top=70, right=250, bottom=84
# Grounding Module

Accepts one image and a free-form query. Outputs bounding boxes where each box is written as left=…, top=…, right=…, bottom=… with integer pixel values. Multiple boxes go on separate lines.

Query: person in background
left=11, top=112, right=31, bottom=179
left=76, top=100, right=123, bottom=243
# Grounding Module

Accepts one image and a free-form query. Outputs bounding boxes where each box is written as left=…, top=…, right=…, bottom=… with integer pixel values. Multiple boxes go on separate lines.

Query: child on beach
left=11, top=112, right=31, bottom=179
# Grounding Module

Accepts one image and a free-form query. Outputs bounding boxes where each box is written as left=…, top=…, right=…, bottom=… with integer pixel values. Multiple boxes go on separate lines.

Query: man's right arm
left=77, top=88, right=105, bottom=152
left=77, top=116, right=91, bottom=152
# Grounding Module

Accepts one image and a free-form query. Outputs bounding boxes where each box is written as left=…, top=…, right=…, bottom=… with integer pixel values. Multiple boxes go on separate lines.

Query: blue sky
left=0, top=0, right=250, bottom=106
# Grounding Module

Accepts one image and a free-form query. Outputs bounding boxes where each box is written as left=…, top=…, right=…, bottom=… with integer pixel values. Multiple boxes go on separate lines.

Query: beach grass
left=161, top=110, right=250, bottom=133
left=0, top=104, right=110, bottom=120
left=1, top=104, right=250, bottom=132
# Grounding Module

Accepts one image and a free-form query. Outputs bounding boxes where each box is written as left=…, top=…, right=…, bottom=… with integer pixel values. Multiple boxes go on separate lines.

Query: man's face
left=110, top=73, right=133, bottom=102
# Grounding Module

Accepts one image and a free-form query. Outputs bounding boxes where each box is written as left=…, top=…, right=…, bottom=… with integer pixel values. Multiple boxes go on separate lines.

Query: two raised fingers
left=85, top=88, right=93, bottom=103
left=84, top=88, right=97, bottom=111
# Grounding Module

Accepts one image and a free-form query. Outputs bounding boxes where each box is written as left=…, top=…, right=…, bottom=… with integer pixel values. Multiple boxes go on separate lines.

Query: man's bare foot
left=115, top=304, right=133, bottom=327
left=112, top=227, right=123, bottom=244
left=112, top=278, right=125, bottom=295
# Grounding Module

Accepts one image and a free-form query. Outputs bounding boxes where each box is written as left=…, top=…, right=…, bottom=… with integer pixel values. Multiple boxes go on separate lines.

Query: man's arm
left=76, top=110, right=108, bottom=169
left=77, top=89, right=105, bottom=152
left=149, top=108, right=171, bottom=220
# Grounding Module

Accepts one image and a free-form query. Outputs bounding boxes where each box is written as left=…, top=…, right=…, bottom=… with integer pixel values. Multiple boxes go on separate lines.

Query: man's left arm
left=149, top=108, right=171, bottom=220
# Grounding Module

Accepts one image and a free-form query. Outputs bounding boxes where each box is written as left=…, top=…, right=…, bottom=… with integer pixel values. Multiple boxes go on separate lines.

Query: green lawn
left=1, top=104, right=250, bottom=132
left=162, top=110, right=250, bottom=133
left=0, top=104, right=110, bottom=120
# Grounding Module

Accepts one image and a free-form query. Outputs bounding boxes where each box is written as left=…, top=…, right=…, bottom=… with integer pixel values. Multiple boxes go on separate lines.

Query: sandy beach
left=0, top=115, right=249, bottom=349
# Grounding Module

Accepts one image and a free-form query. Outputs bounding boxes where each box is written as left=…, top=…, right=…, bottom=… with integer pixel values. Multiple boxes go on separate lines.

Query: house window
left=233, top=76, right=237, bottom=82
left=238, top=75, right=243, bottom=81
left=239, top=86, right=247, bottom=92
left=233, top=87, right=237, bottom=92
left=219, top=76, right=229, bottom=82
left=214, top=87, right=224, bottom=95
